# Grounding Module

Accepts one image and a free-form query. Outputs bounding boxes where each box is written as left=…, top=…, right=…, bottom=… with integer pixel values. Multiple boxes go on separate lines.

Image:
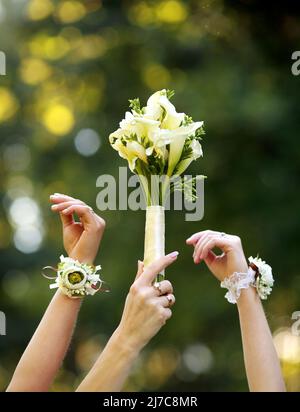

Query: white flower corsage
left=248, top=256, right=274, bottom=300
left=43, top=255, right=107, bottom=298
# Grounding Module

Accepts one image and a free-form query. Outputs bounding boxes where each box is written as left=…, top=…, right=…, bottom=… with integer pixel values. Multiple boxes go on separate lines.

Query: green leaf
left=166, top=89, right=175, bottom=100
left=182, top=114, right=194, bottom=126
left=128, top=98, right=144, bottom=114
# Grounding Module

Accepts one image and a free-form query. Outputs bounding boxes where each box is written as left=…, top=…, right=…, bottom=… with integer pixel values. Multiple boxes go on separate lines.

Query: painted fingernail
left=168, top=251, right=179, bottom=259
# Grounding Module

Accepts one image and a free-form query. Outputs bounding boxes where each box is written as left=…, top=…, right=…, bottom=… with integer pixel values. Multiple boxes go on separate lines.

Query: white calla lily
left=158, top=121, right=203, bottom=176
left=145, top=89, right=185, bottom=130
left=175, top=140, right=203, bottom=175
left=110, top=139, right=147, bottom=172
left=119, top=111, right=160, bottom=141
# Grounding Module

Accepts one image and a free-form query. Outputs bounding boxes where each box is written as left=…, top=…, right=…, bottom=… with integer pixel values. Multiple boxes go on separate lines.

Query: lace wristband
left=42, top=255, right=109, bottom=298
left=220, top=268, right=256, bottom=304
left=221, top=256, right=274, bottom=304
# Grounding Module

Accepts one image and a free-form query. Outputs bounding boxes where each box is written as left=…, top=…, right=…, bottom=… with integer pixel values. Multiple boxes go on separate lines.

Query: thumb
left=59, top=211, right=73, bottom=228
left=135, top=260, right=144, bottom=280
left=204, top=250, right=217, bottom=267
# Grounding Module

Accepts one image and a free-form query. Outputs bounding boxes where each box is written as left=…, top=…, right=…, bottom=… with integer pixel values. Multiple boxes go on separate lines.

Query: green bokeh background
left=0, top=0, right=300, bottom=391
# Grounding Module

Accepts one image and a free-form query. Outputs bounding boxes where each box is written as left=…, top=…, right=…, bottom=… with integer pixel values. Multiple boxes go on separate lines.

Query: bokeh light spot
left=9, top=196, right=40, bottom=227
left=76, top=35, right=107, bottom=60
left=56, top=1, right=86, bottom=24
left=19, top=58, right=52, bottom=85
left=2, top=270, right=30, bottom=300
left=156, top=0, right=188, bottom=24
left=0, top=87, right=19, bottom=123
left=27, top=0, right=54, bottom=21
left=43, top=103, right=75, bottom=136
left=7, top=196, right=44, bottom=254
left=14, top=225, right=43, bottom=254
left=274, top=328, right=300, bottom=364
left=129, top=2, right=155, bottom=27
left=74, top=128, right=101, bottom=156
left=142, top=63, right=171, bottom=90
left=29, top=34, right=70, bottom=60
left=177, top=343, right=214, bottom=381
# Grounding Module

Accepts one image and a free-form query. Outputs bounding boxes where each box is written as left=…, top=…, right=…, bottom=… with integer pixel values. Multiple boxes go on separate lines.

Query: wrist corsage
left=221, top=255, right=274, bottom=304
left=43, top=255, right=108, bottom=298
left=248, top=256, right=274, bottom=300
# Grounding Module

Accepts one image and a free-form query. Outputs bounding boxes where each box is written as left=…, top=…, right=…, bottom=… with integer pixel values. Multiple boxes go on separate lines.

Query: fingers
left=186, top=230, right=219, bottom=246
left=155, top=293, right=176, bottom=308
left=50, top=193, right=105, bottom=232
left=58, top=209, right=74, bottom=227
left=186, top=232, right=202, bottom=245
left=138, top=252, right=179, bottom=286
left=161, top=307, right=172, bottom=321
left=191, top=231, right=241, bottom=263
left=50, top=193, right=81, bottom=204
left=51, top=200, right=85, bottom=212
left=153, top=279, right=173, bottom=295
left=204, top=250, right=217, bottom=265
left=135, top=260, right=144, bottom=280
left=62, top=204, right=98, bottom=228
left=193, top=235, right=216, bottom=264
left=50, top=194, right=82, bottom=227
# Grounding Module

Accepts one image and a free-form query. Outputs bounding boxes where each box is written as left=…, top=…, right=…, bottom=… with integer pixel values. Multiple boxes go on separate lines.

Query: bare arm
left=77, top=253, right=178, bottom=392
left=7, top=193, right=105, bottom=392
left=187, top=230, right=285, bottom=392
left=237, top=287, right=285, bottom=391
left=76, top=328, right=138, bottom=392
left=7, top=291, right=81, bottom=391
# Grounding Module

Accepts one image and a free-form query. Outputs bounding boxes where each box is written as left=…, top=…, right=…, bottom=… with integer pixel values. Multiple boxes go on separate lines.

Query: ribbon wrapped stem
left=143, top=205, right=165, bottom=282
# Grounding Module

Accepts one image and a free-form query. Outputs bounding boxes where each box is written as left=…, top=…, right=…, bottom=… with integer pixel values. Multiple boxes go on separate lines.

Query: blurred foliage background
left=0, top=0, right=300, bottom=392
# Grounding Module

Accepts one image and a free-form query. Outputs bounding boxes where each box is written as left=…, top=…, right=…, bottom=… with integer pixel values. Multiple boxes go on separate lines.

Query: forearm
left=237, top=287, right=285, bottom=392
left=76, top=327, right=139, bottom=392
left=7, top=290, right=81, bottom=392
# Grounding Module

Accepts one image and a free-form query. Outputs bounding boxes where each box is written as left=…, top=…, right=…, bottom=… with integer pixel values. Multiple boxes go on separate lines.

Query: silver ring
left=220, top=232, right=226, bottom=237
left=153, top=282, right=163, bottom=296
left=166, top=295, right=173, bottom=307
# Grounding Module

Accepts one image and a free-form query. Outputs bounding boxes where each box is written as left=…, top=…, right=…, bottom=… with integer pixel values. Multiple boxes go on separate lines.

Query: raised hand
left=50, top=193, right=105, bottom=264
left=116, top=252, right=178, bottom=352
left=186, top=230, right=248, bottom=281
left=76, top=252, right=178, bottom=392
left=187, top=230, right=285, bottom=392
left=7, top=194, right=105, bottom=392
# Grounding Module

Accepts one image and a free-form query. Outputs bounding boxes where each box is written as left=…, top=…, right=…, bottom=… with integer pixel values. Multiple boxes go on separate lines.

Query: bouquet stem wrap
left=144, top=205, right=165, bottom=282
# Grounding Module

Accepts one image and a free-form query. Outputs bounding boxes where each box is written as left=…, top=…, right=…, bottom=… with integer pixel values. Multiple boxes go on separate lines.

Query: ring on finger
left=153, top=281, right=163, bottom=296
left=166, top=294, right=174, bottom=307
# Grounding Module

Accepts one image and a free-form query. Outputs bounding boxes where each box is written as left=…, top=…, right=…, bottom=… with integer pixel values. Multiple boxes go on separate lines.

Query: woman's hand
left=186, top=230, right=248, bottom=281
left=50, top=193, right=105, bottom=264
left=116, top=252, right=178, bottom=353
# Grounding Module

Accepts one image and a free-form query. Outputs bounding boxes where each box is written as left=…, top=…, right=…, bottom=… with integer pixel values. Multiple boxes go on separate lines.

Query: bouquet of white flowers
left=109, top=89, right=205, bottom=280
